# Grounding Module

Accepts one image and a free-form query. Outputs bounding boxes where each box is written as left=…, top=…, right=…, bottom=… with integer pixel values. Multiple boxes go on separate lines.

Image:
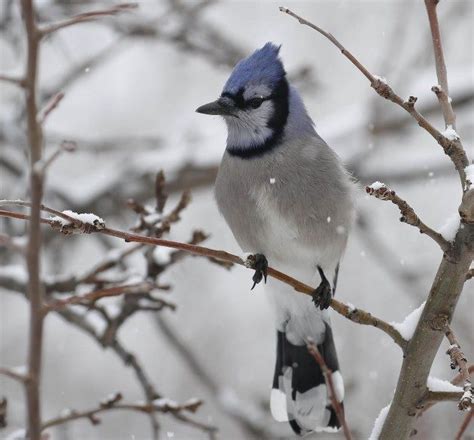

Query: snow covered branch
left=365, top=182, right=450, bottom=252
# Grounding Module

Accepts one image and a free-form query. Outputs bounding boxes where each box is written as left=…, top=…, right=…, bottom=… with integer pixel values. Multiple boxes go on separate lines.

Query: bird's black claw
left=247, top=253, right=268, bottom=290
left=312, top=279, right=332, bottom=310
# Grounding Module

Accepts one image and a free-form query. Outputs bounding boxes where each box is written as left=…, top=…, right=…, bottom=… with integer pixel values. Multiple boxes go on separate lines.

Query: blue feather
left=223, top=42, right=286, bottom=94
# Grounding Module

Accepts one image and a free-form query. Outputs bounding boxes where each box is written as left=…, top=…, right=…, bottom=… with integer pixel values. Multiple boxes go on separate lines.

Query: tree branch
left=0, top=73, right=26, bottom=87
left=279, top=6, right=470, bottom=188
left=424, top=0, right=456, bottom=128
left=0, top=203, right=407, bottom=350
left=0, top=367, right=28, bottom=383
left=20, top=1, right=45, bottom=438
left=366, top=182, right=451, bottom=252
left=37, top=91, right=64, bottom=124
left=307, top=342, right=352, bottom=439
left=445, top=326, right=473, bottom=410
left=424, top=391, right=464, bottom=402
left=38, top=3, right=138, bottom=37
left=40, top=393, right=213, bottom=433
left=455, top=410, right=473, bottom=440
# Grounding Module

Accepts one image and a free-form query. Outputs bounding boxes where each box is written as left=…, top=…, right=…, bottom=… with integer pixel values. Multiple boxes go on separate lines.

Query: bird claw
left=312, top=279, right=332, bottom=310
left=246, top=253, right=268, bottom=290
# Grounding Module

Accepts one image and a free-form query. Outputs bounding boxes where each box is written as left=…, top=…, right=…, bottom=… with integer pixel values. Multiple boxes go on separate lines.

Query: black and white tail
left=270, top=323, right=344, bottom=435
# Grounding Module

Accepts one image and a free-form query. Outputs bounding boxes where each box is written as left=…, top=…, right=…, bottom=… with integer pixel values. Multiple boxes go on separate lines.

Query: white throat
left=224, top=102, right=274, bottom=148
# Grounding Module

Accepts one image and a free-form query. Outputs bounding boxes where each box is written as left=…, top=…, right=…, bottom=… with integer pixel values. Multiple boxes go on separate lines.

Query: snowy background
left=1, top=0, right=473, bottom=439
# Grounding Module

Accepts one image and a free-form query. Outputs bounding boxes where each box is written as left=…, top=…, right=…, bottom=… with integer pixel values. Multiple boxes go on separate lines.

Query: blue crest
left=223, top=42, right=286, bottom=94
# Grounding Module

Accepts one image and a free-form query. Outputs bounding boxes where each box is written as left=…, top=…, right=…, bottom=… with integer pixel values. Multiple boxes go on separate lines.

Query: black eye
left=247, top=97, right=265, bottom=109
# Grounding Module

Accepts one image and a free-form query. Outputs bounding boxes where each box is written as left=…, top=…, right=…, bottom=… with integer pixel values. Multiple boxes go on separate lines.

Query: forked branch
left=279, top=6, right=470, bottom=188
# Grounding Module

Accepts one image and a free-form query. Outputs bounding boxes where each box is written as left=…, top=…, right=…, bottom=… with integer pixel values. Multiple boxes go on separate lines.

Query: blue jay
left=196, top=43, right=354, bottom=435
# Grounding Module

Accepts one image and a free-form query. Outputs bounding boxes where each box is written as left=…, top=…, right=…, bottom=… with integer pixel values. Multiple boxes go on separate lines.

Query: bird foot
left=312, top=278, right=332, bottom=310
left=245, top=253, right=268, bottom=290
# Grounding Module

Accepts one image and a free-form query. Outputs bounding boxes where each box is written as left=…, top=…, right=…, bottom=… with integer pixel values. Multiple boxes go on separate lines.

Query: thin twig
left=455, top=410, right=473, bottom=440
left=0, top=73, right=26, bottom=87
left=0, top=203, right=407, bottom=350
left=279, top=6, right=470, bottom=188
left=445, top=326, right=473, bottom=410
left=35, top=141, right=77, bottom=174
left=41, top=394, right=210, bottom=432
left=365, top=183, right=451, bottom=252
left=39, top=3, right=138, bottom=36
left=37, top=91, right=64, bottom=124
left=0, top=367, right=28, bottom=383
left=424, top=0, right=456, bottom=128
left=307, top=342, right=352, bottom=439
left=46, top=282, right=156, bottom=311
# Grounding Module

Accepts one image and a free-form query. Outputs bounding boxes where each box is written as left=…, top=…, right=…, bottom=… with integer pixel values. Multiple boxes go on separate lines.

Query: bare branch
left=0, top=366, right=28, bottom=383
left=0, top=73, right=26, bottom=87
left=45, top=282, right=175, bottom=312
left=21, top=1, right=45, bottom=437
left=41, top=393, right=212, bottom=433
left=0, top=203, right=407, bottom=350
left=455, top=411, right=473, bottom=440
left=37, top=91, right=64, bottom=124
left=307, top=342, right=352, bottom=439
left=39, top=3, right=138, bottom=37
left=279, top=6, right=470, bottom=188
left=424, top=390, right=464, bottom=402
left=366, top=183, right=451, bottom=252
left=445, top=326, right=473, bottom=410
left=35, top=140, right=77, bottom=174
left=424, top=0, right=456, bottom=128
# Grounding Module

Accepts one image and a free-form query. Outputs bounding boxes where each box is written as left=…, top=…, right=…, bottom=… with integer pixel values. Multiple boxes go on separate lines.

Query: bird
left=196, top=42, right=355, bottom=435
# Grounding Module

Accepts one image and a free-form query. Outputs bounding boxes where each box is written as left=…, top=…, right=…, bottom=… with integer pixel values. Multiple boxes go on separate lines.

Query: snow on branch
left=0, top=199, right=407, bottom=350
left=365, top=183, right=450, bottom=252
left=279, top=6, right=470, bottom=189
left=445, top=326, right=473, bottom=410
left=40, top=392, right=214, bottom=434
left=390, top=302, right=425, bottom=341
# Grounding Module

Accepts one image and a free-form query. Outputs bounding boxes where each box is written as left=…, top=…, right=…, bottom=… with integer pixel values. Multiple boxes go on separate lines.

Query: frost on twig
left=366, top=182, right=450, bottom=252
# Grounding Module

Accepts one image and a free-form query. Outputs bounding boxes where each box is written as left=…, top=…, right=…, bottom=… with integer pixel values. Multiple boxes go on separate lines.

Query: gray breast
left=214, top=134, right=355, bottom=268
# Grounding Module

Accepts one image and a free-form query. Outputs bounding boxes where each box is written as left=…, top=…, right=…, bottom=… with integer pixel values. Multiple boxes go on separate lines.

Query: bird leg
left=312, top=266, right=332, bottom=310
left=245, top=253, right=268, bottom=290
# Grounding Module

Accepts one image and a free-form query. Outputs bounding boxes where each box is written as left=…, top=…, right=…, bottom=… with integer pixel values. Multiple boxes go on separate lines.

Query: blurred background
left=0, top=0, right=473, bottom=439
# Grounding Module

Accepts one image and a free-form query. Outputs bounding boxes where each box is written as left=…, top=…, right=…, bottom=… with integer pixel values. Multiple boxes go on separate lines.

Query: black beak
left=196, top=97, right=236, bottom=116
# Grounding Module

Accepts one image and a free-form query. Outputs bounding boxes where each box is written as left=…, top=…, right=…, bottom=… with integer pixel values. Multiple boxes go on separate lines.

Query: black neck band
left=227, top=78, right=289, bottom=159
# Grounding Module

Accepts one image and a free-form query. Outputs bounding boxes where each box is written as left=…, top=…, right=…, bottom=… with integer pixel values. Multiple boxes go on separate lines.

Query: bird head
left=196, top=42, right=290, bottom=156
